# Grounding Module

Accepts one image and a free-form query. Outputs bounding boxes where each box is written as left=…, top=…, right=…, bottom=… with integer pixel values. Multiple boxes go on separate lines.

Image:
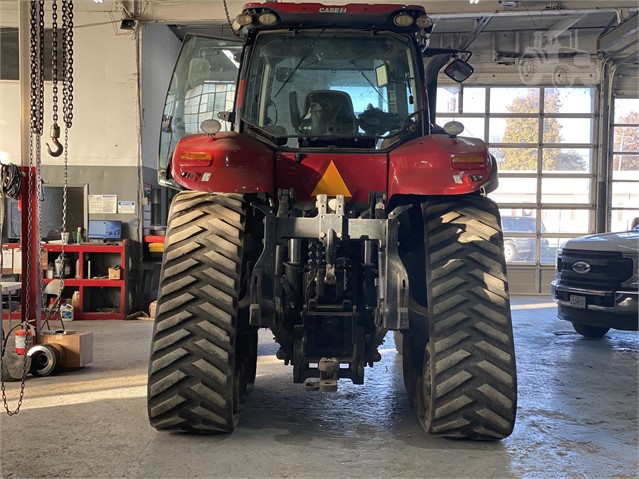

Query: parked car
left=501, top=215, right=547, bottom=262
left=551, top=220, right=639, bottom=338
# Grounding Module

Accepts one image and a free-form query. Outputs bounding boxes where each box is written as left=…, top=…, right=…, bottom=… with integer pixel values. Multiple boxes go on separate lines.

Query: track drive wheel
left=403, top=196, right=517, bottom=439
left=147, top=192, right=256, bottom=433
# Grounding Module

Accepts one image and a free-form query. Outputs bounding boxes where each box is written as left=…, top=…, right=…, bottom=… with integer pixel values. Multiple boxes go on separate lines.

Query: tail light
left=451, top=155, right=486, bottom=170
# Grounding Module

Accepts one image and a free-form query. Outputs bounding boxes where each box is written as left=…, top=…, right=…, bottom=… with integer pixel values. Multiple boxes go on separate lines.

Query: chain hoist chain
left=29, top=0, right=40, bottom=134
left=0, top=136, right=35, bottom=416
left=51, top=0, right=59, bottom=125
left=58, top=128, right=68, bottom=299
left=62, top=0, right=74, bottom=128
left=38, top=0, right=45, bottom=134
left=223, top=0, right=240, bottom=38
left=2, top=0, right=45, bottom=417
left=3, top=0, right=75, bottom=417
left=58, top=0, right=74, bottom=294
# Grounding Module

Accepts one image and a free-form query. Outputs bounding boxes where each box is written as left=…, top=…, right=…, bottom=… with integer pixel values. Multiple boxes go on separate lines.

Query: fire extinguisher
left=15, top=326, right=33, bottom=355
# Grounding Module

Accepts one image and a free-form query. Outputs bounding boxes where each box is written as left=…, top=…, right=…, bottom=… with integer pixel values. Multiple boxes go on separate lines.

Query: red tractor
left=147, top=2, right=517, bottom=440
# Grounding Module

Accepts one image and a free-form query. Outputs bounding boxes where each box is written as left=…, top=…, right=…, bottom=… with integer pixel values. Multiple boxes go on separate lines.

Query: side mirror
left=200, top=119, right=221, bottom=136
left=444, top=59, right=474, bottom=83
left=375, top=63, right=389, bottom=88
left=443, top=121, right=464, bottom=138
left=631, top=217, right=639, bottom=230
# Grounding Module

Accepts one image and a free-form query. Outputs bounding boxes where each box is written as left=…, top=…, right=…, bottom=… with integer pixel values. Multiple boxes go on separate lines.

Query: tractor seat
left=300, top=90, right=358, bottom=136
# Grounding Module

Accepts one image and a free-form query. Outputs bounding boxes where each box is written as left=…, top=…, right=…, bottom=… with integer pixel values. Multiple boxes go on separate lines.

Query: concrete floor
left=0, top=296, right=637, bottom=478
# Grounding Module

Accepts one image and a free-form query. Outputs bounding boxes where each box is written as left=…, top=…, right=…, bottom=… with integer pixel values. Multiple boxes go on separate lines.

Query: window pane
left=611, top=181, right=639, bottom=209
left=436, top=86, right=460, bottom=114
left=614, top=98, right=639, bottom=123
left=612, top=154, right=639, bottom=177
left=492, top=147, right=538, bottom=173
left=184, top=83, right=235, bottom=134
left=543, top=118, right=592, bottom=144
left=613, top=126, right=639, bottom=153
left=490, top=118, right=538, bottom=144
left=438, top=116, right=485, bottom=139
left=541, top=148, right=592, bottom=173
left=462, top=87, right=486, bottom=113
left=490, top=177, right=537, bottom=203
left=503, top=235, right=537, bottom=263
left=489, top=88, right=539, bottom=113
left=500, top=210, right=538, bottom=232
left=542, top=237, right=566, bottom=264
left=499, top=214, right=537, bottom=264
left=541, top=178, right=591, bottom=204
left=541, top=209, right=591, bottom=234
left=0, top=27, right=63, bottom=81
left=544, top=88, right=594, bottom=114
left=610, top=208, right=639, bottom=232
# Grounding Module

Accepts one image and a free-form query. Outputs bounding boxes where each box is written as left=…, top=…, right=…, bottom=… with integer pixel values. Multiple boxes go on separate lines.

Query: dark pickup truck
left=551, top=220, right=639, bottom=338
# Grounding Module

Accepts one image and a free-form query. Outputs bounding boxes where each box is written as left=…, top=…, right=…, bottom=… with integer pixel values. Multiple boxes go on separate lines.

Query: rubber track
left=423, top=196, right=517, bottom=439
left=147, top=191, right=245, bottom=432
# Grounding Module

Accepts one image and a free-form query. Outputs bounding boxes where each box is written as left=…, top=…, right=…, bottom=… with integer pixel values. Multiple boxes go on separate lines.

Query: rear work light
left=451, top=155, right=487, bottom=170
left=236, top=13, right=253, bottom=26
left=416, top=15, right=433, bottom=28
left=393, top=13, right=414, bottom=27
left=258, top=12, right=278, bottom=25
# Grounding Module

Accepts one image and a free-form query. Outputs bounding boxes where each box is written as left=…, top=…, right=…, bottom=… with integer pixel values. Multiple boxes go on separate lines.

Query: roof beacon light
left=393, top=13, right=414, bottom=27
left=236, top=13, right=253, bottom=26
left=258, top=12, right=278, bottom=25
left=416, top=15, right=433, bottom=29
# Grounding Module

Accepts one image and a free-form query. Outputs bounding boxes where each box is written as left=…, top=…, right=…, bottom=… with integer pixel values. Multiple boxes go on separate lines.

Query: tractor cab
left=158, top=3, right=441, bottom=189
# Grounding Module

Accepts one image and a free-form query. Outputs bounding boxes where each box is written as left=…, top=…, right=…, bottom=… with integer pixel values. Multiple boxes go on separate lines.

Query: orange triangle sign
left=311, top=161, right=352, bottom=197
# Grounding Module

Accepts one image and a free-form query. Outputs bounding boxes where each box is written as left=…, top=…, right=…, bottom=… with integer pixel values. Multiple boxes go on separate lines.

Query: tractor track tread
left=147, top=192, right=245, bottom=433
left=422, top=196, right=517, bottom=440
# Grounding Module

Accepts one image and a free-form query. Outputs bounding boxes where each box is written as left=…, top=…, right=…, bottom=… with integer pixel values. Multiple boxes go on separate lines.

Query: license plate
left=569, top=295, right=586, bottom=309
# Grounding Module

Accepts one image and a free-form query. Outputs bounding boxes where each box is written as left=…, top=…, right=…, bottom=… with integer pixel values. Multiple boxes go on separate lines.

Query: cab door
left=158, top=34, right=243, bottom=188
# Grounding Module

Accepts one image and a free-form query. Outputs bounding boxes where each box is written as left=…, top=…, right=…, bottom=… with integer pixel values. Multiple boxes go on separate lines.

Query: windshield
left=242, top=30, right=421, bottom=149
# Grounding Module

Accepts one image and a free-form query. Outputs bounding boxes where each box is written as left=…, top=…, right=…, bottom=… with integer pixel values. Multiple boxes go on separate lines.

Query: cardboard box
left=12, top=248, right=48, bottom=274
left=108, top=267, right=121, bottom=280
left=1, top=249, right=13, bottom=274
left=40, top=331, right=93, bottom=368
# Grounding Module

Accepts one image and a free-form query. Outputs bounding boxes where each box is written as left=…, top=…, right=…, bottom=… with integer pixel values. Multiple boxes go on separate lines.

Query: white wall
left=140, top=23, right=181, bottom=170
left=0, top=10, right=139, bottom=167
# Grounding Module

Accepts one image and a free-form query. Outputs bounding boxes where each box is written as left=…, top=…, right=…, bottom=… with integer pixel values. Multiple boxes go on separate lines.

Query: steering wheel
left=358, top=105, right=403, bottom=136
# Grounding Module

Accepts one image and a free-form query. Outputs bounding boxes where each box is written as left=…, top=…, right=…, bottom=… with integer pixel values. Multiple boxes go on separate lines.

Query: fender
left=172, top=132, right=275, bottom=194
left=388, top=134, right=496, bottom=198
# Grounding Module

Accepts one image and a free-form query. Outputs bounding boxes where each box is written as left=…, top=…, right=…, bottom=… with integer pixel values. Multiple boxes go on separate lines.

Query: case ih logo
left=319, top=7, right=347, bottom=13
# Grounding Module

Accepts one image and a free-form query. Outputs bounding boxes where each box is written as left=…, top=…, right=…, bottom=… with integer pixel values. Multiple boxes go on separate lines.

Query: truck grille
left=557, top=249, right=635, bottom=290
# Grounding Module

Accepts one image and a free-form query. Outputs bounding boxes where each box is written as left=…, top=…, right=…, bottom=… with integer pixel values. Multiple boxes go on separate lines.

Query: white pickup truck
left=551, top=220, right=639, bottom=338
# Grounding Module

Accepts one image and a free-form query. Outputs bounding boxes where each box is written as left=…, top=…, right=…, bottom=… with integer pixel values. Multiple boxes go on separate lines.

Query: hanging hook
left=47, top=124, right=63, bottom=157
